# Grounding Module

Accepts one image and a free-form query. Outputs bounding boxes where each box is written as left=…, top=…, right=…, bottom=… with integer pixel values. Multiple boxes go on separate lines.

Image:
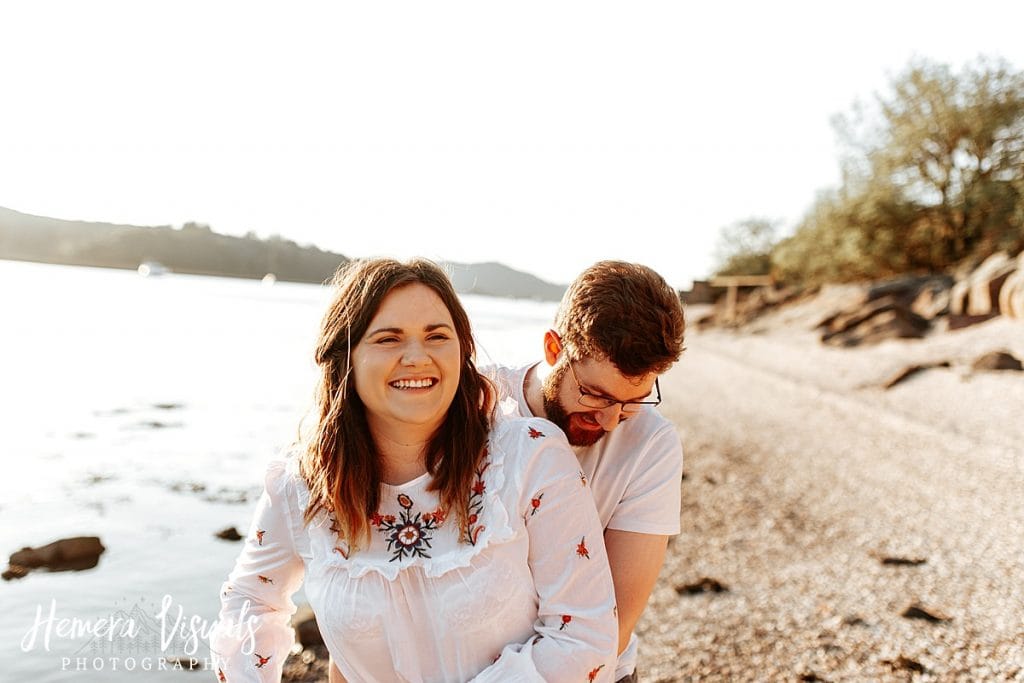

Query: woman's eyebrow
left=366, top=323, right=454, bottom=336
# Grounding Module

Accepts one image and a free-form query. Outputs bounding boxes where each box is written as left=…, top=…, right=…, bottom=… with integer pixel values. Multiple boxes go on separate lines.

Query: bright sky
left=2, top=1, right=1023, bottom=289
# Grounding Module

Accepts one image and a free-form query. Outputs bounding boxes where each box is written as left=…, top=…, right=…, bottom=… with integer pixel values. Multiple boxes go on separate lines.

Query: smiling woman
left=209, top=258, right=619, bottom=682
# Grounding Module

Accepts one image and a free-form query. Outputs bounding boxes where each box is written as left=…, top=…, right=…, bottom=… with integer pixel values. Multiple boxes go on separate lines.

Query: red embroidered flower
left=385, top=514, right=396, bottom=523
left=470, top=525, right=485, bottom=545
left=472, top=479, right=486, bottom=495
left=258, top=575, right=274, bottom=584
left=588, top=664, right=605, bottom=681
left=255, top=654, right=272, bottom=669
left=370, top=512, right=384, bottom=527
left=468, top=513, right=478, bottom=524
left=528, top=426, right=544, bottom=439
left=422, top=511, right=433, bottom=522
left=397, top=524, right=421, bottom=547
left=530, top=493, right=544, bottom=516
left=576, top=538, right=590, bottom=559
left=255, top=529, right=265, bottom=545
left=432, top=507, right=447, bottom=525
left=559, top=614, right=571, bottom=631
left=217, top=668, right=227, bottom=682
left=397, top=493, right=413, bottom=510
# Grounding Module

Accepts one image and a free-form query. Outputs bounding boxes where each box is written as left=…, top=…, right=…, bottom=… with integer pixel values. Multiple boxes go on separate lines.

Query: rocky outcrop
left=819, top=295, right=931, bottom=347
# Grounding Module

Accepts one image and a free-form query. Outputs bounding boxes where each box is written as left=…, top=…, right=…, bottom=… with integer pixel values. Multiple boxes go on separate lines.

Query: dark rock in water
left=971, top=351, right=1023, bottom=371
left=134, top=420, right=182, bottom=429
left=292, top=604, right=325, bottom=648
left=881, top=362, right=950, bottom=389
left=883, top=656, right=926, bottom=673
left=2, top=564, right=29, bottom=581
left=901, top=603, right=949, bottom=622
left=9, top=536, right=105, bottom=573
left=841, top=615, right=868, bottom=627
left=798, top=673, right=829, bottom=682
left=153, top=402, right=184, bottom=410
left=170, top=481, right=207, bottom=494
left=675, top=577, right=729, bottom=595
left=215, top=527, right=243, bottom=541
left=881, top=556, right=927, bottom=566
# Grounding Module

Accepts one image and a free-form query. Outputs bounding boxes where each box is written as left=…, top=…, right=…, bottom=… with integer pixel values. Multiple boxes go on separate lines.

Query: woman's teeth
left=391, top=379, right=436, bottom=389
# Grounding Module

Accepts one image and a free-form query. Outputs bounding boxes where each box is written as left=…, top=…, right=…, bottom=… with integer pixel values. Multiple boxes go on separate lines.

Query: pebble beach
left=638, top=297, right=1024, bottom=681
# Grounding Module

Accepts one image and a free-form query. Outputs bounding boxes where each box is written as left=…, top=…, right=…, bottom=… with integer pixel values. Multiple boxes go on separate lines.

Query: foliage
left=713, top=218, right=778, bottom=276
left=775, top=57, right=1024, bottom=285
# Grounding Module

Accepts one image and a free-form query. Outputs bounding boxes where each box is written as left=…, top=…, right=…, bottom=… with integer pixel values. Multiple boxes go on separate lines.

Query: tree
left=778, top=56, right=1024, bottom=285
left=713, top=218, right=778, bottom=276
left=837, top=57, right=1024, bottom=266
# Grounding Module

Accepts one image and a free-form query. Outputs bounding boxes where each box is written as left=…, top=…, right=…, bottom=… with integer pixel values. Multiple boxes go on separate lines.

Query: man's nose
left=594, top=404, right=624, bottom=432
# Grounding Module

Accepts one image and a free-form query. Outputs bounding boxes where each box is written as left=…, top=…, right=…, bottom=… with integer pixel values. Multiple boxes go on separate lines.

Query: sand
left=638, top=297, right=1024, bottom=681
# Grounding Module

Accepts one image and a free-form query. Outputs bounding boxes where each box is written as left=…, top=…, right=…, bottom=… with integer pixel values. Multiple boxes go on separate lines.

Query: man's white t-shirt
left=485, top=363, right=684, bottom=679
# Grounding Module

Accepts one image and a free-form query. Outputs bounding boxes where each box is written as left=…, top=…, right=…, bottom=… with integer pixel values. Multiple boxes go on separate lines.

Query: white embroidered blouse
left=210, top=416, right=618, bottom=683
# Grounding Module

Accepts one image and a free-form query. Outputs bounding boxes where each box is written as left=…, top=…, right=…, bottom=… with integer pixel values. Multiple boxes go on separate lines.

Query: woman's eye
left=375, top=337, right=399, bottom=344
left=428, top=334, right=449, bottom=342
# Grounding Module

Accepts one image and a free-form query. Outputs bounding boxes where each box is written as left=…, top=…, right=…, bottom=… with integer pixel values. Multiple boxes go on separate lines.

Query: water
left=0, top=260, right=556, bottom=681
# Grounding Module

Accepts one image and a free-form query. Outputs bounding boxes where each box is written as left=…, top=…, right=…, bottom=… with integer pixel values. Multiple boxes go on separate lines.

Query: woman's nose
left=401, top=341, right=430, bottom=365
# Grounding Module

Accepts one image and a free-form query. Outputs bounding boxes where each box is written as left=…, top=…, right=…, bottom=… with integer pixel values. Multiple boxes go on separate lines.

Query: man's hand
left=603, top=529, right=671, bottom=655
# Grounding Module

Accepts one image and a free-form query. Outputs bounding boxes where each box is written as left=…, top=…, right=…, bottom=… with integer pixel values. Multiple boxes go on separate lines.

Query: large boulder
left=950, top=252, right=1018, bottom=319
left=998, top=257, right=1024, bottom=320
left=820, top=295, right=930, bottom=347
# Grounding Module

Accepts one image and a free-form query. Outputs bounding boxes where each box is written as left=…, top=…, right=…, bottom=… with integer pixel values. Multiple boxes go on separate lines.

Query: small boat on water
left=137, top=261, right=169, bottom=277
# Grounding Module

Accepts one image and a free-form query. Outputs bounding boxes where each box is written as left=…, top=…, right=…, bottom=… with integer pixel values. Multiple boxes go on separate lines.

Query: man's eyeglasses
left=566, top=357, right=661, bottom=415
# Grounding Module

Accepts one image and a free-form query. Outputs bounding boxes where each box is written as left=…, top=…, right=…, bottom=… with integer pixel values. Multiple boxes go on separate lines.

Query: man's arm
left=604, top=528, right=670, bottom=655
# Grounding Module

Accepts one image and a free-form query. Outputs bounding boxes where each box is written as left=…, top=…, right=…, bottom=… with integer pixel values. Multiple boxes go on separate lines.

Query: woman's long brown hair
left=298, top=258, right=493, bottom=550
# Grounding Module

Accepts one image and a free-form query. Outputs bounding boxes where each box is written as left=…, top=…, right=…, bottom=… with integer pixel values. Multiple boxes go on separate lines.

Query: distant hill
left=0, top=206, right=565, bottom=301
left=443, top=261, right=566, bottom=301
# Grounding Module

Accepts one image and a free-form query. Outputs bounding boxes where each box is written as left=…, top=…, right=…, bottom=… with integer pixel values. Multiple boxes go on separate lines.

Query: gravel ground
left=638, top=307, right=1024, bottom=682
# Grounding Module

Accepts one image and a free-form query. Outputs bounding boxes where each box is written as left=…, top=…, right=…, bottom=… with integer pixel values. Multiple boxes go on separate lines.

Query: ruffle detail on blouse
left=298, top=426, right=519, bottom=581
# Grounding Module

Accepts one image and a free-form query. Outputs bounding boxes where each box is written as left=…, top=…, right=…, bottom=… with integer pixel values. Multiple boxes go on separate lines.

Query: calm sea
left=0, top=259, right=556, bottom=682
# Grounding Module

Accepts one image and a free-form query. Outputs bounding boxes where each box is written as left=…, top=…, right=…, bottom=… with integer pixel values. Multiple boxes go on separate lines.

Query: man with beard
left=486, top=260, right=686, bottom=683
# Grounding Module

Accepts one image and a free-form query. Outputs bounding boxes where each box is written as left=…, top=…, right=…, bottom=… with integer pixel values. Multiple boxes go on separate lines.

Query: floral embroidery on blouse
left=576, top=537, right=590, bottom=559
left=527, top=492, right=544, bottom=519
left=257, top=575, right=274, bottom=584
left=254, top=653, right=272, bottom=668
left=528, top=426, right=545, bottom=439
left=217, top=668, right=227, bottom=682
left=464, top=460, right=490, bottom=545
left=588, top=664, right=605, bottom=681
left=255, top=529, right=265, bottom=545
left=578, top=470, right=588, bottom=487
left=559, top=614, right=571, bottom=630
left=373, top=493, right=441, bottom=562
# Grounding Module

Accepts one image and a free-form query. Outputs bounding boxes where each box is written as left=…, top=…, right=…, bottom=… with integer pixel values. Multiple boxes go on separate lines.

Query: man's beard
left=541, top=362, right=606, bottom=447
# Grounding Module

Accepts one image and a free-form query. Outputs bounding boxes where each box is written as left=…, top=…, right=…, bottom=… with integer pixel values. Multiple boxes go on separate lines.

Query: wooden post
left=709, top=275, right=775, bottom=323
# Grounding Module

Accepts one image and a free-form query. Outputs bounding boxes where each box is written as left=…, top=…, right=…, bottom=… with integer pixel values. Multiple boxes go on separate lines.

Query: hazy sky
left=2, top=1, right=1023, bottom=288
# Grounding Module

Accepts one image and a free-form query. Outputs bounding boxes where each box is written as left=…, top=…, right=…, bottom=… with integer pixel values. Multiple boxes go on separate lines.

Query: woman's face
left=352, top=283, right=462, bottom=439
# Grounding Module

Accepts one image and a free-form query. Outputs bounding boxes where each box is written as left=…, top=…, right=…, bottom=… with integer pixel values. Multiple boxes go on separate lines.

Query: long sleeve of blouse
left=209, top=459, right=305, bottom=682
left=468, top=419, right=618, bottom=682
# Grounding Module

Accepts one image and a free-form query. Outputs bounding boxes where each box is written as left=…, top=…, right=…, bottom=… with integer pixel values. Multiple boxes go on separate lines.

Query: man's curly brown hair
left=554, top=261, right=685, bottom=377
